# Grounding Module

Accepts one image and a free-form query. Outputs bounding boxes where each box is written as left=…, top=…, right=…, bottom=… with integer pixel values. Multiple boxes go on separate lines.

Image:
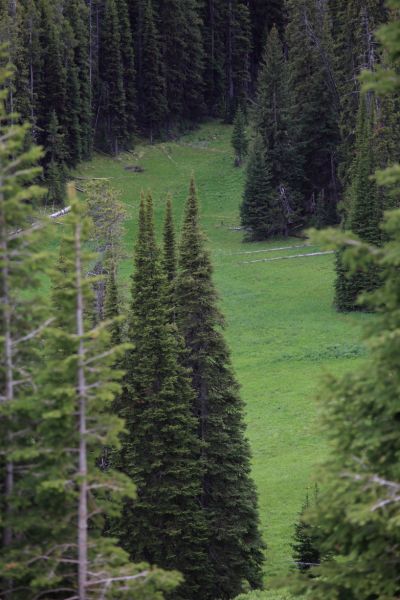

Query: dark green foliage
left=0, top=64, right=48, bottom=595
left=159, top=0, right=205, bottom=124
left=116, top=0, right=136, bottom=136
left=250, top=26, right=300, bottom=237
left=117, top=194, right=210, bottom=600
left=175, top=178, right=265, bottom=598
left=335, top=96, right=382, bottom=312
left=231, top=106, right=248, bottom=166
left=292, top=489, right=321, bottom=574
left=225, top=0, right=252, bottom=121
left=286, top=0, right=341, bottom=226
left=139, top=0, right=168, bottom=140
left=248, top=0, right=284, bottom=83
left=35, top=0, right=67, bottom=135
left=64, top=0, right=92, bottom=161
left=63, top=20, right=83, bottom=166
left=296, top=214, right=400, bottom=599
left=162, top=195, right=177, bottom=284
left=44, top=111, right=67, bottom=207
left=104, top=259, right=124, bottom=347
left=202, top=0, right=226, bottom=115
left=100, top=0, right=127, bottom=154
left=202, top=0, right=252, bottom=119
left=241, top=134, right=286, bottom=238
left=329, top=0, right=389, bottom=185
left=241, top=25, right=299, bottom=239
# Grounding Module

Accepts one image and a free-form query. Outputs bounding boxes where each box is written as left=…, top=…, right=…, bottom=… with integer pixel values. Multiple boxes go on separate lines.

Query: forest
left=1, top=0, right=400, bottom=599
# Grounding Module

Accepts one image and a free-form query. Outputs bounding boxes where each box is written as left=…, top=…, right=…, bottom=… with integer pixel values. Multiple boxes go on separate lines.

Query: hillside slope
left=77, top=122, right=367, bottom=580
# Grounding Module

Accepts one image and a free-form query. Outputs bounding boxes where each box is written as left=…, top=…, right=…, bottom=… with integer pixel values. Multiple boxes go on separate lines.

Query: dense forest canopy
left=1, top=0, right=400, bottom=599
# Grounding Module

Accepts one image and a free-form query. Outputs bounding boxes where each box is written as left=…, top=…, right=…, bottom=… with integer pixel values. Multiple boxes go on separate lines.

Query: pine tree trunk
left=75, top=221, right=88, bottom=600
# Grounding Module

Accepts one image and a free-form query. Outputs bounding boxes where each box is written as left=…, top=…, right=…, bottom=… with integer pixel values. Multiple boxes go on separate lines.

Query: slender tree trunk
left=75, top=221, right=88, bottom=600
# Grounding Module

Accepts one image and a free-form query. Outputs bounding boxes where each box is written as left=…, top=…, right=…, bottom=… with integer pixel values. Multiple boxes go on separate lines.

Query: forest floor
left=76, top=121, right=368, bottom=582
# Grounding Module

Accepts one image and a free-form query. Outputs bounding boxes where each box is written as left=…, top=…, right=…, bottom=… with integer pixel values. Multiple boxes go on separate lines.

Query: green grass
left=77, top=121, right=367, bottom=582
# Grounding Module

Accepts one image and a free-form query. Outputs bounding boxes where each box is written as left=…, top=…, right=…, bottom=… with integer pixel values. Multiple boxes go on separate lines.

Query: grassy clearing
left=76, top=121, right=367, bottom=582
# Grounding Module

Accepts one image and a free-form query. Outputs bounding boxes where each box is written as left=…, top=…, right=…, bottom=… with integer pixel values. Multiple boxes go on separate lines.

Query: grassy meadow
left=76, top=121, right=368, bottom=582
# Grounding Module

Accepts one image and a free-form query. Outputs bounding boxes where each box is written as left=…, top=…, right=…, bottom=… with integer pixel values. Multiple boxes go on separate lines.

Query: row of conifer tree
left=0, top=49, right=264, bottom=594
left=237, top=1, right=400, bottom=313
left=1, top=0, right=283, bottom=206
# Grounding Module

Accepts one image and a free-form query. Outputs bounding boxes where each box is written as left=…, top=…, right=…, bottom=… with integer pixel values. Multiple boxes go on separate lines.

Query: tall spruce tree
left=63, top=19, right=83, bottom=166
left=44, top=110, right=68, bottom=207
left=329, top=0, right=389, bottom=186
left=224, top=0, right=252, bottom=120
left=0, top=63, right=49, bottom=596
left=64, top=0, right=92, bottom=161
left=117, top=194, right=210, bottom=600
left=241, top=133, right=286, bottom=238
left=292, top=489, right=321, bottom=574
left=248, top=25, right=300, bottom=238
left=100, top=0, right=127, bottom=154
left=335, top=95, right=382, bottom=311
left=30, top=193, right=179, bottom=599
left=116, top=0, right=136, bottom=137
left=139, top=0, right=168, bottom=140
left=202, top=0, right=226, bottom=115
left=249, top=0, right=284, bottom=84
left=159, top=0, right=205, bottom=124
left=162, top=194, right=177, bottom=284
left=286, top=0, right=341, bottom=225
left=175, top=178, right=264, bottom=599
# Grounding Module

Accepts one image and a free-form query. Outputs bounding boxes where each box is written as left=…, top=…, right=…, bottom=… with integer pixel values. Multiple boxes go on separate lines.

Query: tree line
left=0, top=0, right=284, bottom=207
left=238, top=0, right=400, bottom=313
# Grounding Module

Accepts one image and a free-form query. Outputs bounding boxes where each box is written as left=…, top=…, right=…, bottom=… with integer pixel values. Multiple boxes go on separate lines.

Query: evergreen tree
left=100, top=0, right=128, bottom=154
left=296, top=209, right=400, bottom=598
left=329, top=0, right=389, bottom=185
left=335, top=96, right=382, bottom=311
left=63, top=19, right=83, bottom=166
left=292, top=489, right=321, bottom=574
left=175, top=178, right=264, bottom=599
left=0, top=61, right=49, bottom=596
left=201, top=0, right=252, bottom=119
left=202, top=0, right=226, bottom=115
left=64, top=0, right=92, bottom=161
left=250, top=25, right=300, bottom=237
left=159, top=0, right=205, bottom=124
left=103, top=258, right=124, bottom=347
left=224, top=0, right=252, bottom=121
left=117, top=194, right=210, bottom=600
left=139, top=0, right=168, bottom=140
left=35, top=0, right=67, bottom=144
left=116, top=0, right=136, bottom=136
left=286, top=0, right=341, bottom=225
left=249, top=0, right=284, bottom=84
left=162, top=194, right=177, bottom=284
left=29, top=193, right=179, bottom=599
left=44, top=110, right=68, bottom=207
left=241, top=133, right=286, bottom=238
left=232, top=105, right=248, bottom=166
